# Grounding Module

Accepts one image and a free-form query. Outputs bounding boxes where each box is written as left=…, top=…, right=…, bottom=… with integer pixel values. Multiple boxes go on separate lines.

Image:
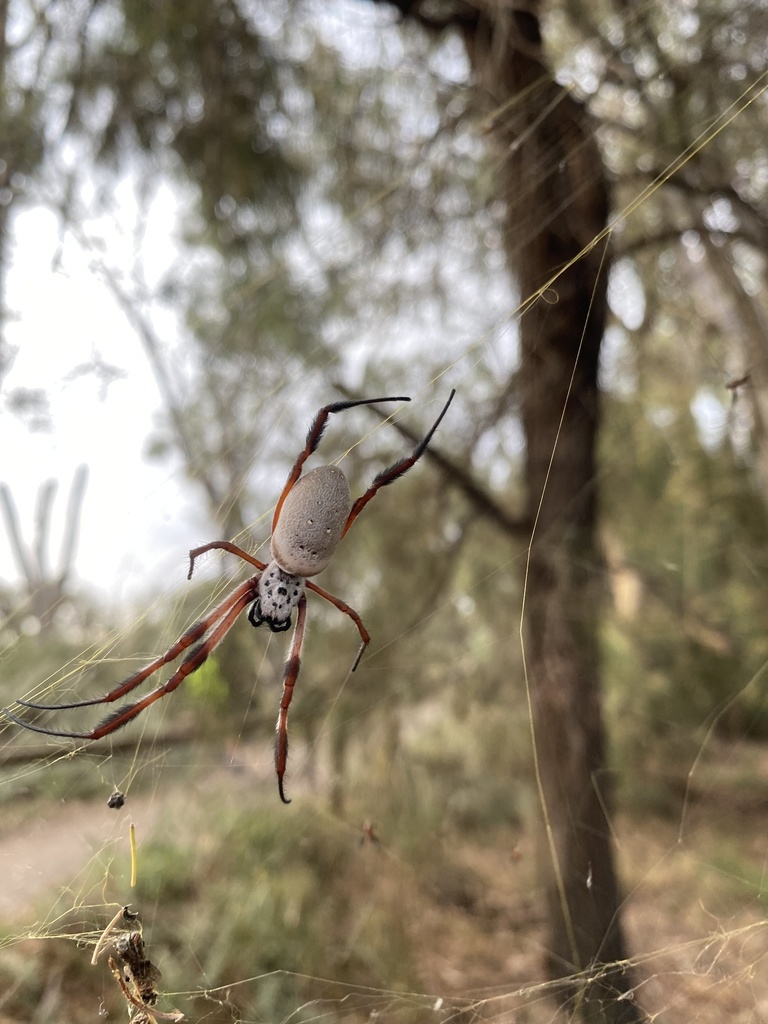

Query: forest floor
left=1, top=739, right=767, bottom=1023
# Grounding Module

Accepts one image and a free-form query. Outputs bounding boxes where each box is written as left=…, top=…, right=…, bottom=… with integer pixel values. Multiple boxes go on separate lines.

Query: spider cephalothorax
left=249, top=565, right=305, bottom=632
left=5, top=391, right=455, bottom=803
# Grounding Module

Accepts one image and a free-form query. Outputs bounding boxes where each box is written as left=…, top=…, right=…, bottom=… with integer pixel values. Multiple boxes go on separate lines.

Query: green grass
left=4, top=736, right=768, bottom=1024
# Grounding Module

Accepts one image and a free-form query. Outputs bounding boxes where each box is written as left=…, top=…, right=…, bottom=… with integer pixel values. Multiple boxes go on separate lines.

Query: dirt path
left=0, top=793, right=166, bottom=923
left=0, top=743, right=280, bottom=925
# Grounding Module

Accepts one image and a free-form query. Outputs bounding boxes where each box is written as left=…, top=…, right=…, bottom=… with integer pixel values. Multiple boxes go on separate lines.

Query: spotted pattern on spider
left=250, top=565, right=305, bottom=632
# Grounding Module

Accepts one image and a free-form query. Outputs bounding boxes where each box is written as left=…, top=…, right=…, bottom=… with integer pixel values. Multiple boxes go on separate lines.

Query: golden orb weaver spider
left=4, top=391, right=455, bottom=803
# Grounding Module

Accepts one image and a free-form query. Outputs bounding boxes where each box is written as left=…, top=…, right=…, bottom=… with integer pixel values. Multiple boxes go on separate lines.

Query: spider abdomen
left=270, top=465, right=352, bottom=577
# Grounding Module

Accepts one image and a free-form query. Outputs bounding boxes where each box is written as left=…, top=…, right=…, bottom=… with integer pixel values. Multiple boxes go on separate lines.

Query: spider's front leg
left=275, top=592, right=308, bottom=804
left=188, top=541, right=267, bottom=580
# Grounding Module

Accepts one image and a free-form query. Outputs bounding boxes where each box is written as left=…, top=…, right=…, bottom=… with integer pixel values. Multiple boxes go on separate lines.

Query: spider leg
left=272, top=395, right=411, bottom=532
left=13, top=578, right=260, bottom=712
left=4, top=581, right=258, bottom=735
left=305, top=579, right=370, bottom=671
left=188, top=542, right=267, bottom=580
left=342, top=390, right=455, bottom=537
left=68, top=586, right=254, bottom=740
left=275, top=591, right=308, bottom=804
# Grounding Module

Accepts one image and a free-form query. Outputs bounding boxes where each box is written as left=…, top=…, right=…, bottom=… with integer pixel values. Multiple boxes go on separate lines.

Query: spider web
left=2, top=4, right=768, bottom=1023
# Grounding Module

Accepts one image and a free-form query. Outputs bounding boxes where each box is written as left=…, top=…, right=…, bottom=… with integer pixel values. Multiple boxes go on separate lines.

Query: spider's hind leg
left=4, top=582, right=257, bottom=743
left=85, top=593, right=255, bottom=739
left=274, top=591, right=309, bottom=804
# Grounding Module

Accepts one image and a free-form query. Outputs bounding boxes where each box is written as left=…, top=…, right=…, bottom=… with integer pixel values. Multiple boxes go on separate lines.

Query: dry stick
left=0, top=722, right=197, bottom=766
left=91, top=906, right=131, bottom=965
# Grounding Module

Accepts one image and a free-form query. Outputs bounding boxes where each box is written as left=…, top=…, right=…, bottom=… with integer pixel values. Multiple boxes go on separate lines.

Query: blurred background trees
left=3, top=1, right=768, bottom=1022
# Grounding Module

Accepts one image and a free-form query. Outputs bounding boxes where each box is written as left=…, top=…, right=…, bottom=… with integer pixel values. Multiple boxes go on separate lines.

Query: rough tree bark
left=485, top=12, right=640, bottom=1020
left=373, top=2, right=643, bottom=1020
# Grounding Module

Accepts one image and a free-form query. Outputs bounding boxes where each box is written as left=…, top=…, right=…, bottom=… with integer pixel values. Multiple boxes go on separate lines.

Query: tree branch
left=59, top=464, right=89, bottom=583
left=0, top=483, right=37, bottom=587
left=33, top=479, right=57, bottom=583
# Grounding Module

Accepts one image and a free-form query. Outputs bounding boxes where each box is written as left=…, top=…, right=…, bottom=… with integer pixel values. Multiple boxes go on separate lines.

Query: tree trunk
left=366, top=0, right=640, bottom=1014
left=463, top=7, right=641, bottom=1021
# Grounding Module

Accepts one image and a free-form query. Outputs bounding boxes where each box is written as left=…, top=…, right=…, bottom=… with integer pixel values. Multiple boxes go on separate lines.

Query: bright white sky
left=1, top=182, right=211, bottom=607
left=0, top=3, right=477, bottom=616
